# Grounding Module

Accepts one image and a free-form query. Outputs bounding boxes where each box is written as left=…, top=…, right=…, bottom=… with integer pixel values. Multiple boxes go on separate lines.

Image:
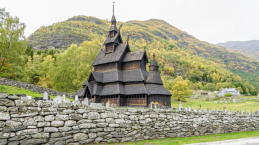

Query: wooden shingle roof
left=92, top=43, right=127, bottom=65
left=125, top=83, right=147, bottom=95
left=123, top=69, right=146, bottom=82
left=72, top=88, right=85, bottom=97
left=91, top=72, right=103, bottom=83
left=100, top=83, right=125, bottom=95
left=81, top=80, right=88, bottom=86
left=103, top=70, right=123, bottom=83
left=146, top=84, right=171, bottom=96
left=122, top=50, right=147, bottom=62
left=150, top=58, right=159, bottom=67
left=145, top=71, right=163, bottom=85
left=93, top=83, right=103, bottom=96
left=103, top=32, right=119, bottom=44
left=109, top=24, right=118, bottom=32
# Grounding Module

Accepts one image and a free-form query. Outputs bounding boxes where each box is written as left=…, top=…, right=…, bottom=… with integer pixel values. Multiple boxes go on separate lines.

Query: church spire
left=111, top=2, right=116, bottom=24
left=150, top=54, right=159, bottom=67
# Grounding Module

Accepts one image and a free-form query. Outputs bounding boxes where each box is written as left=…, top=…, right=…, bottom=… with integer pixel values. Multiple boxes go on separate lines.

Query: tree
left=0, top=8, right=27, bottom=78
left=51, top=40, right=100, bottom=93
left=237, top=87, right=243, bottom=94
left=171, top=76, right=193, bottom=101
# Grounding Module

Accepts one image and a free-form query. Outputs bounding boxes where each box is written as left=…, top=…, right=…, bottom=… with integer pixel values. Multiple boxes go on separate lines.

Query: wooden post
left=118, top=95, right=120, bottom=106
left=94, top=95, right=96, bottom=103
left=145, top=94, right=147, bottom=107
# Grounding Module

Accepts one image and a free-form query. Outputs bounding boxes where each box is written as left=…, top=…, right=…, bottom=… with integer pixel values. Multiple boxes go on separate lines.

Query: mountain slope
left=217, top=40, right=259, bottom=61
left=27, top=16, right=259, bottom=90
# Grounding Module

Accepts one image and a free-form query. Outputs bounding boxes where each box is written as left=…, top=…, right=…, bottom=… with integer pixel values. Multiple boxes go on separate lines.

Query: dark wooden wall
left=140, top=59, right=146, bottom=71
left=94, top=62, right=117, bottom=72
left=106, top=43, right=114, bottom=53
left=147, top=95, right=171, bottom=107
left=149, top=66, right=158, bottom=71
left=122, top=61, right=140, bottom=70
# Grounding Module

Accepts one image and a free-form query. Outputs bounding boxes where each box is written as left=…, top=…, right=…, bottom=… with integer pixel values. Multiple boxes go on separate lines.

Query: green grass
left=0, top=85, right=74, bottom=101
left=171, top=98, right=259, bottom=112
left=124, top=130, right=259, bottom=145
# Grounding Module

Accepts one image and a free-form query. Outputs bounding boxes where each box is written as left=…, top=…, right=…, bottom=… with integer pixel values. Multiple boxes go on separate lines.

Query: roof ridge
left=116, top=70, right=119, bottom=81
left=117, top=83, right=120, bottom=94
left=143, top=83, right=148, bottom=94
left=139, top=69, right=145, bottom=81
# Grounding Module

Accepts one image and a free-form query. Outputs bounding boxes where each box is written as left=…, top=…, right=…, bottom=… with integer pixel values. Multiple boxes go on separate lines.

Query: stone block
left=8, top=95, right=20, bottom=100
left=121, top=137, right=133, bottom=142
left=88, top=112, right=100, bottom=120
left=75, top=109, right=88, bottom=114
left=79, top=139, right=94, bottom=144
left=23, top=118, right=37, bottom=126
left=0, top=99, right=14, bottom=106
left=51, top=132, right=66, bottom=138
left=0, top=106, right=7, bottom=111
left=58, top=102, right=73, bottom=108
left=79, top=123, right=96, bottom=129
left=0, top=132, right=15, bottom=139
left=16, top=129, right=38, bottom=136
left=58, top=126, right=72, bottom=132
left=73, top=133, right=88, bottom=141
left=51, top=121, right=64, bottom=127
left=11, top=112, right=38, bottom=118
left=63, top=109, right=74, bottom=114
left=65, top=120, right=77, bottom=127
left=109, top=124, right=120, bottom=127
left=31, top=133, right=49, bottom=138
left=55, top=114, right=69, bottom=121
left=37, top=122, right=50, bottom=127
left=19, top=139, right=48, bottom=145
left=44, top=127, right=58, bottom=133
left=0, top=139, right=7, bottom=145
left=0, top=112, right=10, bottom=120
left=45, top=115, right=55, bottom=121
left=69, top=114, right=82, bottom=120
left=89, top=133, right=97, bottom=139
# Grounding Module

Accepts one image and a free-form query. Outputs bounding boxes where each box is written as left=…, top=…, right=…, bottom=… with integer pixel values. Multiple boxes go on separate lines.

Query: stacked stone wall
left=0, top=93, right=259, bottom=144
left=0, top=78, right=72, bottom=98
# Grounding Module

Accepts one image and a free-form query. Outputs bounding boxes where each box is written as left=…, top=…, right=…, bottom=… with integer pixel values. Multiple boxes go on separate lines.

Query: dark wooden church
left=73, top=5, right=171, bottom=107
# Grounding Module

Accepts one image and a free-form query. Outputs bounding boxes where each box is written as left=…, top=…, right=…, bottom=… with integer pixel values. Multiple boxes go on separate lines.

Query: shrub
left=224, top=93, right=232, bottom=97
left=108, top=140, right=111, bottom=144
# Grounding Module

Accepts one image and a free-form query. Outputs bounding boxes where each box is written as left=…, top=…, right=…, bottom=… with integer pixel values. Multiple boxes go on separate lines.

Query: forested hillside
left=217, top=40, right=259, bottom=61
left=24, top=16, right=259, bottom=94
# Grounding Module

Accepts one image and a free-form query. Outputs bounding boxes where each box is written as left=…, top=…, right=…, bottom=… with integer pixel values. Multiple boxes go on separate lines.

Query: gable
left=88, top=73, right=96, bottom=82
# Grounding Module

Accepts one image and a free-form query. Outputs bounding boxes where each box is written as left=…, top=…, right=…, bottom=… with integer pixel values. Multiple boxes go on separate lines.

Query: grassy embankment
left=0, top=85, right=74, bottom=101
left=124, top=130, right=259, bottom=145
left=171, top=97, right=259, bottom=112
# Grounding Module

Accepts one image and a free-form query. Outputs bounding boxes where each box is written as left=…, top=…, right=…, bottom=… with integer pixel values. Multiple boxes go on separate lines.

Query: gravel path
left=185, top=137, right=259, bottom=145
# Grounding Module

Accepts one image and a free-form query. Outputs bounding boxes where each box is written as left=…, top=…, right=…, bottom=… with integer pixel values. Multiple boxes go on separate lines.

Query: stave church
left=73, top=5, right=171, bottom=107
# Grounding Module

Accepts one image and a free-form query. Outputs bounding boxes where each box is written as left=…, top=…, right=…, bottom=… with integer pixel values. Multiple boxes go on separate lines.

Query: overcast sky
left=2, top=0, right=259, bottom=44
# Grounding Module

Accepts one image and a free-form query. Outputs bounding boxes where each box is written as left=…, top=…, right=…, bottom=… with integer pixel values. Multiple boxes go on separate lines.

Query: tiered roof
left=73, top=5, right=171, bottom=98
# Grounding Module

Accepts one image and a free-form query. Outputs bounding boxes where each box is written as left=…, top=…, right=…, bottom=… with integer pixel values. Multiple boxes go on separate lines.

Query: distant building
left=217, top=88, right=240, bottom=96
left=73, top=4, right=171, bottom=107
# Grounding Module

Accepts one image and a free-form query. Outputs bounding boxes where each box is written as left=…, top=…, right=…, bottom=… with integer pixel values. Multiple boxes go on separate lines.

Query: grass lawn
left=123, top=130, right=259, bottom=145
left=171, top=98, right=259, bottom=112
left=0, top=85, right=74, bottom=101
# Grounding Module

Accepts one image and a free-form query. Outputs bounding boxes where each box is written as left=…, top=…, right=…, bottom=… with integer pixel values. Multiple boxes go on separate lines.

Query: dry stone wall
left=0, top=78, right=72, bottom=98
left=0, top=93, right=259, bottom=145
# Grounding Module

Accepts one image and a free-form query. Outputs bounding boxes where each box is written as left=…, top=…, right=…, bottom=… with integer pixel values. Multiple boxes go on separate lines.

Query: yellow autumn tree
left=171, top=76, right=193, bottom=101
left=237, top=87, right=243, bottom=94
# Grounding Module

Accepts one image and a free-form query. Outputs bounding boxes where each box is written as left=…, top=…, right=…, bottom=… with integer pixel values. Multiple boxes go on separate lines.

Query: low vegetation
left=171, top=97, right=259, bottom=111
left=124, top=130, right=259, bottom=145
left=0, top=85, right=73, bottom=101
